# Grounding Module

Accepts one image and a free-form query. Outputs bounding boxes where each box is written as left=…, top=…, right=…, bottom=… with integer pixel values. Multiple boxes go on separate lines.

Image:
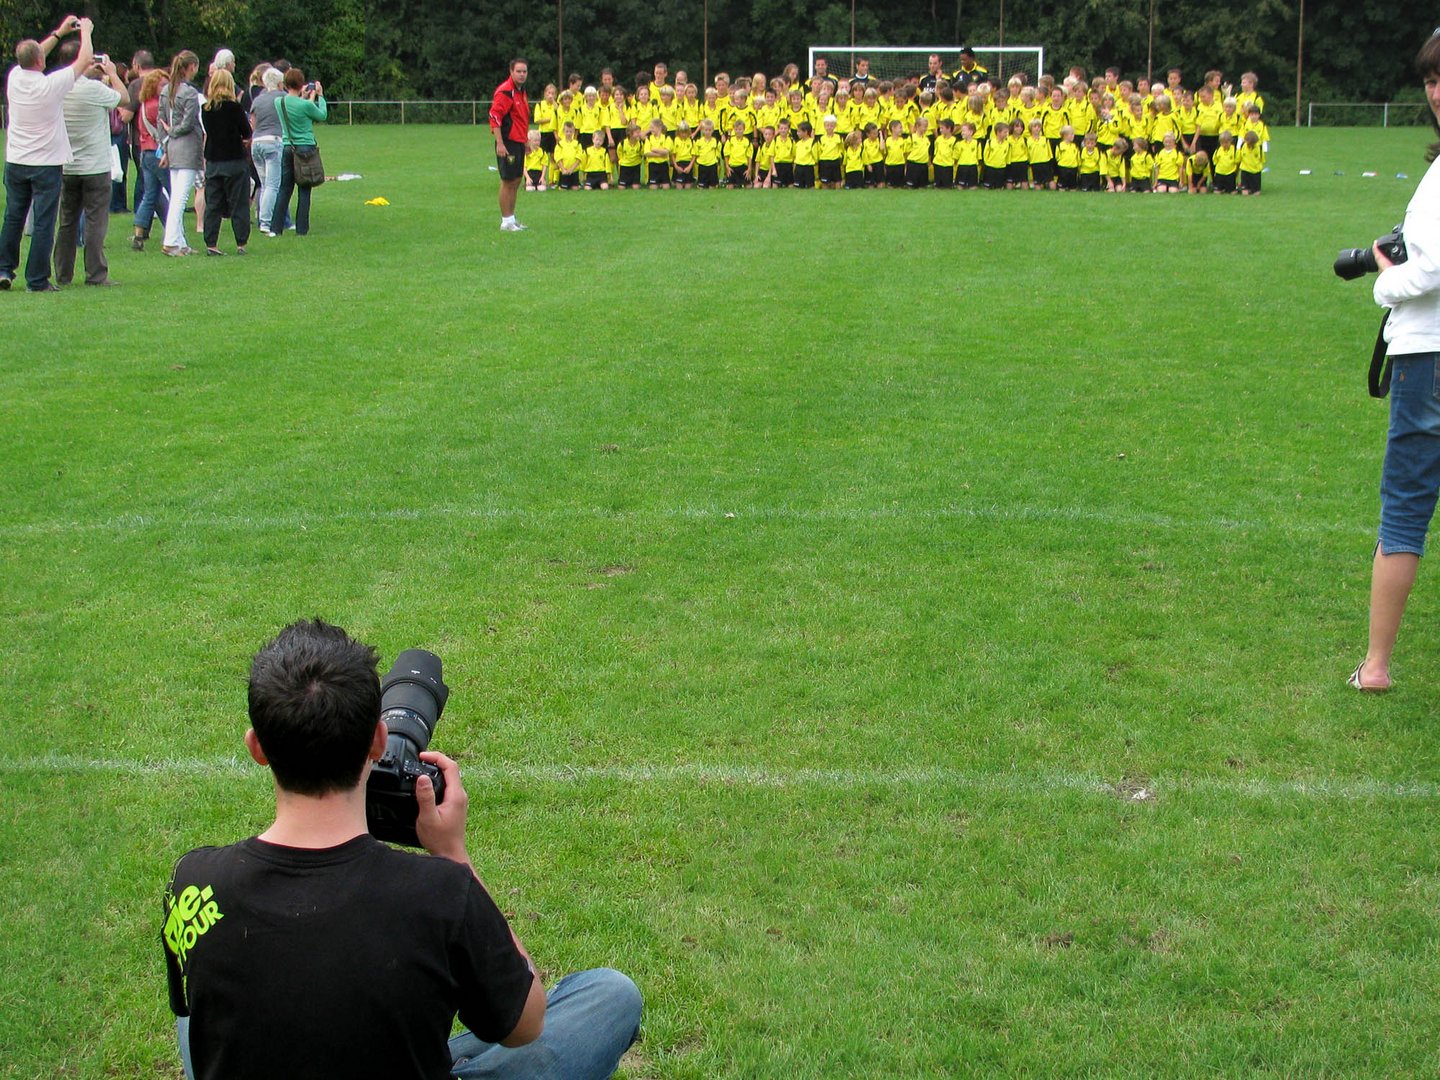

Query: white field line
left=12, top=755, right=1437, bottom=801
left=0, top=502, right=1371, bottom=540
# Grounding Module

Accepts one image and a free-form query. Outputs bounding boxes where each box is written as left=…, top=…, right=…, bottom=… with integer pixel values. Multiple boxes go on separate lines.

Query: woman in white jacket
left=159, top=50, right=201, bottom=256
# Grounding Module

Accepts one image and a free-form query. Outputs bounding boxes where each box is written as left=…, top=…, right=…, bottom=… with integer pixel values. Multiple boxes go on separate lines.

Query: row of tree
left=1, top=1, right=1429, bottom=121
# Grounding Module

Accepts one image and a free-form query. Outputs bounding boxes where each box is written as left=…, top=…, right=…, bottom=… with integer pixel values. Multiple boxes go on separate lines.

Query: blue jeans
left=0, top=162, right=63, bottom=289
left=251, top=139, right=282, bottom=230
left=276, top=145, right=313, bottom=234
left=1378, top=352, right=1440, bottom=556
left=133, top=150, right=168, bottom=233
left=176, top=967, right=641, bottom=1080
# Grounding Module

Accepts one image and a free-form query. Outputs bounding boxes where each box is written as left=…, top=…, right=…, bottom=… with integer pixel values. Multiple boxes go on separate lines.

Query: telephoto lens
left=365, top=650, right=450, bottom=846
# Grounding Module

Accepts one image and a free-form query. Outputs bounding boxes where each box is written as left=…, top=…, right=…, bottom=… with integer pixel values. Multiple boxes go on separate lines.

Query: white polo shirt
left=1376, top=151, right=1440, bottom=356
left=5, top=63, right=78, bottom=166
left=62, top=76, right=121, bottom=175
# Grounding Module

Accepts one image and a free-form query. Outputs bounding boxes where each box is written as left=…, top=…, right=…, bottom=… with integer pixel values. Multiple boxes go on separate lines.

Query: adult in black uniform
left=162, top=619, right=641, bottom=1080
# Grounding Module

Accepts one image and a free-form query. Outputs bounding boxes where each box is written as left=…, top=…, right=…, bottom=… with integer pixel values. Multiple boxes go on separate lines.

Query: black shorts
left=556, top=171, right=580, bottom=189
left=904, top=161, right=929, bottom=188
left=540, top=131, right=556, bottom=154
left=1029, top=161, right=1054, bottom=184
left=1056, top=165, right=1078, bottom=189
left=727, top=163, right=749, bottom=186
left=1005, top=161, right=1027, bottom=185
left=818, top=158, right=842, bottom=183
left=1155, top=178, right=1181, bottom=192
left=774, top=161, right=794, bottom=186
left=497, top=139, right=526, bottom=181
left=1198, top=134, right=1220, bottom=158
left=617, top=163, right=642, bottom=187
left=583, top=170, right=607, bottom=189
left=793, top=163, right=815, bottom=188
left=649, top=163, right=671, bottom=185
left=1240, top=169, right=1261, bottom=193
left=526, top=168, right=544, bottom=185
left=885, top=163, right=905, bottom=186
left=981, top=166, right=1006, bottom=190
left=1214, top=172, right=1237, bottom=192
left=1129, top=178, right=1152, bottom=193
left=844, top=169, right=865, bottom=189
left=864, top=162, right=882, bottom=186
left=672, top=163, right=694, bottom=185
left=1078, top=171, right=1101, bottom=191
left=955, top=164, right=978, bottom=188
left=609, top=128, right=626, bottom=148
left=697, top=162, right=720, bottom=188
left=933, top=165, right=954, bottom=188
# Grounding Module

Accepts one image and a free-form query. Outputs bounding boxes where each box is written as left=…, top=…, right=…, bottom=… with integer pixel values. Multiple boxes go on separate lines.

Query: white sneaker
left=499, top=220, right=528, bottom=232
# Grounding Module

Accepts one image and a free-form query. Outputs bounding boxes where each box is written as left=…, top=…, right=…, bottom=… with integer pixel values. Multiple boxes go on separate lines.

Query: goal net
left=807, top=45, right=1046, bottom=88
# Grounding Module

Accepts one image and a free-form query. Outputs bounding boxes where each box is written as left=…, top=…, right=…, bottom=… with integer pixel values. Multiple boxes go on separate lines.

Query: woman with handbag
left=159, top=50, right=202, bottom=256
left=274, top=68, right=327, bottom=236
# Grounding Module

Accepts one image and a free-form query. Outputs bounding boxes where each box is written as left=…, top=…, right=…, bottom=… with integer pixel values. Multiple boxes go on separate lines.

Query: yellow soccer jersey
left=843, top=143, right=864, bottom=173
left=1129, top=149, right=1155, bottom=181
left=1078, top=145, right=1102, bottom=174
left=1006, top=133, right=1028, bottom=164
left=693, top=134, right=722, bottom=166
left=1065, top=98, right=1096, bottom=135
left=1238, top=141, right=1265, bottom=172
left=861, top=135, right=884, bottom=165
left=671, top=135, right=696, bottom=163
left=729, top=104, right=758, bottom=136
left=755, top=102, right=781, bottom=132
left=772, top=134, right=795, bottom=163
left=1041, top=101, right=1067, bottom=139
left=1237, top=91, right=1265, bottom=116
left=1015, top=102, right=1042, bottom=130
left=755, top=140, right=777, bottom=171
left=1212, top=144, right=1239, bottom=175
left=932, top=134, right=958, bottom=167
left=554, top=102, right=578, bottom=134
left=1122, top=110, right=1150, bottom=143
left=1154, top=146, right=1183, bottom=181
left=524, top=146, right=548, bottom=172
left=724, top=136, right=753, bottom=168
left=1243, top=118, right=1271, bottom=146
left=1102, top=151, right=1124, bottom=181
left=678, top=99, right=702, bottom=130
left=1149, top=112, right=1180, bottom=145
left=1026, top=135, right=1053, bottom=165
left=905, top=133, right=931, bottom=164
left=644, top=132, right=673, bottom=162
left=1217, top=106, right=1243, bottom=136
left=616, top=137, right=645, bottom=167
left=701, top=101, right=727, bottom=134
left=657, top=101, right=680, bottom=131
left=533, top=99, right=557, bottom=134
left=553, top=137, right=583, bottom=172
left=855, top=101, right=882, bottom=132
left=954, top=138, right=980, bottom=166
left=577, top=101, right=606, bottom=135
left=581, top=144, right=609, bottom=173
left=1095, top=113, right=1121, bottom=146
left=981, top=136, right=1009, bottom=171
left=792, top=135, right=818, bottom=166
left=899, top=100, right=920, bottom=133
left=817, top=131, right=845, bottom=161
left=1196, top=100, right=1223, bottom=135
left=1175, top=105, right=1198, bottom=137
left=629, top=98, right=659, bottom=129
left=884, top=133, right=907, bottom=166
left=1054, top=140, right=1081, bottom=168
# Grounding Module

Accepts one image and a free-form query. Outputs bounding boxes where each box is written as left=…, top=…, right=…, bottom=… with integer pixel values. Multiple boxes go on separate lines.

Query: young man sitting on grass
left=162, top=618, right=641, bottom=1080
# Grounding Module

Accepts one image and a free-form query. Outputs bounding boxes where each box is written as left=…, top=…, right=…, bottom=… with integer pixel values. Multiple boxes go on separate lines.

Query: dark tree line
left=0, top=0, right=1427, bottom=119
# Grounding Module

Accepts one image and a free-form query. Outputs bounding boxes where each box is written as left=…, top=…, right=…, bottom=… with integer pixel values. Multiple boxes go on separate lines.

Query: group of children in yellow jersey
left=521, top=61, right=1272, bottom=196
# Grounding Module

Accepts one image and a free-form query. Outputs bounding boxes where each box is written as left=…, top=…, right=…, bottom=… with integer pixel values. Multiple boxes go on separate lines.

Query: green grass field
left=3, top=125, right=1439, bottom=1078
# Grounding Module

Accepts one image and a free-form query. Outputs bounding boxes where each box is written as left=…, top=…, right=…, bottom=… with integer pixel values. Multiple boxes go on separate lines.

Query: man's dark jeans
left=0, top=162, right=63, bottom=290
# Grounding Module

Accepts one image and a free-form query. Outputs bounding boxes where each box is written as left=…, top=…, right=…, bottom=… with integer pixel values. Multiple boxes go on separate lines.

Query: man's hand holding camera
left=415, top=750, right=471, bottom=866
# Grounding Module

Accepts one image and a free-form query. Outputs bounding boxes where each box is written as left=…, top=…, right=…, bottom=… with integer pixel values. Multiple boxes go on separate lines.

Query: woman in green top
left=274, top=67, right=326, bottom=235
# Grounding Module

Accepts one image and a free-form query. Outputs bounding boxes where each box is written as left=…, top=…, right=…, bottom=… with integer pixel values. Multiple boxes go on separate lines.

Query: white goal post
left=807, top=45, right=1046, bottom=87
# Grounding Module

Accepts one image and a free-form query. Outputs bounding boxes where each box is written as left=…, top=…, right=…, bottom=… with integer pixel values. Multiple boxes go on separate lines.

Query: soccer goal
left=807, top=45, right=1046, bottom=88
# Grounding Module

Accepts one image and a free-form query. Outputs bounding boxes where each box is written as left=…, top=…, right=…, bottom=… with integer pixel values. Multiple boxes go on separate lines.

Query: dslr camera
left=1334, top=225, right=1407, bottom=280
left=365, top=649, right=449, bottom=847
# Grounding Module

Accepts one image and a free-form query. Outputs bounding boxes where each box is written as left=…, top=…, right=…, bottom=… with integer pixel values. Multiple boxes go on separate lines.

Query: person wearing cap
left=0, top=13, right=96, bottom=292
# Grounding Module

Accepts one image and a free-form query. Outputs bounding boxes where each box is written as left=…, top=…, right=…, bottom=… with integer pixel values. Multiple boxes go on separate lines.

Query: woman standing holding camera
left=273, top=68, right=326, bottom=236
left=1352, top=31, right=1440, bottom=691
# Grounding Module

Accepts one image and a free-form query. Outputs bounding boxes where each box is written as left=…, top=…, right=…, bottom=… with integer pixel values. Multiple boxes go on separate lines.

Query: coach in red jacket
left=489, top=58, right=529, bottom=232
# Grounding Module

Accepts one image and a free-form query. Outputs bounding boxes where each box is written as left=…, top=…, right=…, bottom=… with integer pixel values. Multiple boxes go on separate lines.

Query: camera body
left=1334, top=224, right=1407, bottom=280
left=365, top=649, right=449, bottom=847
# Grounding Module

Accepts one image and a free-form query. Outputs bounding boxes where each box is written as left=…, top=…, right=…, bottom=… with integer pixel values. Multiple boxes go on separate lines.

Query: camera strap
left=1369, top=310, right=1392, bottom=399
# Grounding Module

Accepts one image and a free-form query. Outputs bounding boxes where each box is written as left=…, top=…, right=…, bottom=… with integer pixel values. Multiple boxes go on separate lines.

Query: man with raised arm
left=490, top=58, right=530, bottom=232
left=0, top=13, right=95, bottom=292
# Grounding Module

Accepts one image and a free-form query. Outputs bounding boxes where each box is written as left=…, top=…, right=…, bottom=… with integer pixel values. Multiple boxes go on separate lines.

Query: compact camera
left=365, top=649, right=449, bottom=847
left=1334, top=225, right=1408, bottom=280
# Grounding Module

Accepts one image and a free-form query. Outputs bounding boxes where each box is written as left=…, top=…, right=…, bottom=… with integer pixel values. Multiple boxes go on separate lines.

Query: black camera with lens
left=365, top=649, right=449, bottom=847
left=1334, top=224, right=1407, bottom=280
